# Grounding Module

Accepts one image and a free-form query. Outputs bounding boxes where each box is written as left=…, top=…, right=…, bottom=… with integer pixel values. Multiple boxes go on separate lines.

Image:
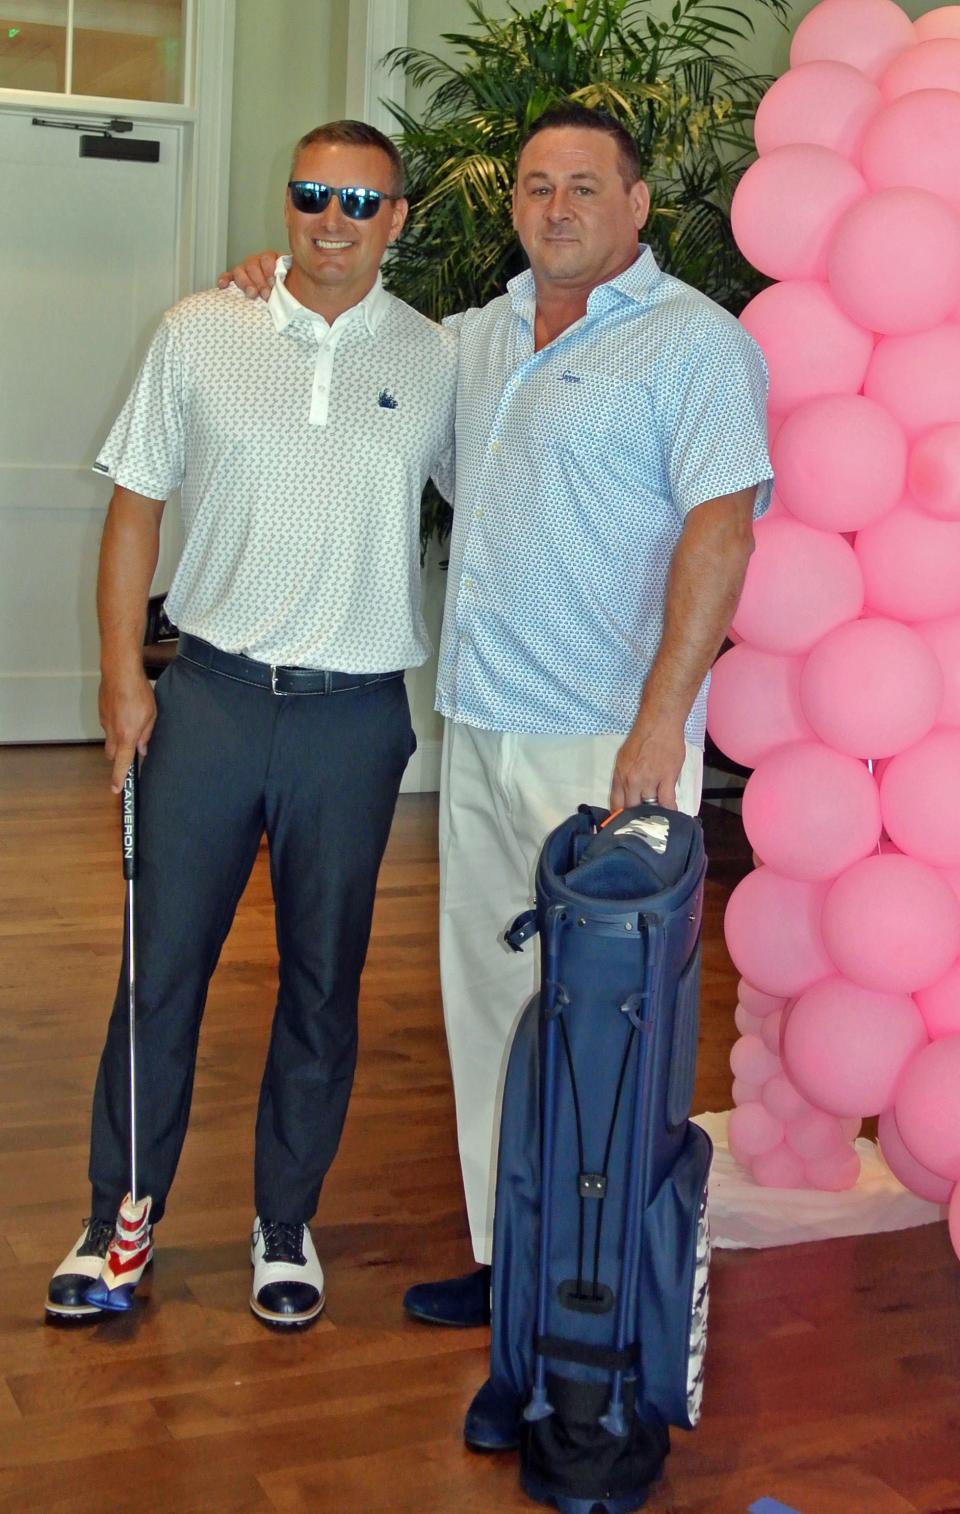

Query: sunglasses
left=287, top=180, right=399, bottom=220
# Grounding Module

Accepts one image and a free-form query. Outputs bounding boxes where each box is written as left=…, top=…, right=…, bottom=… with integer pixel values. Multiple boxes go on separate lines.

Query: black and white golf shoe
left=45, top=1217, right=116, bottom=1322
left=250, top=1217, right=325, bottom=1330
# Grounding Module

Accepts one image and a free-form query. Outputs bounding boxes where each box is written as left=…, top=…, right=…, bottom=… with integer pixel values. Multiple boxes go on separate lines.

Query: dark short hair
left=516, top=104, right=643, bottom=191
left=290, top=119, right=405, bottom=196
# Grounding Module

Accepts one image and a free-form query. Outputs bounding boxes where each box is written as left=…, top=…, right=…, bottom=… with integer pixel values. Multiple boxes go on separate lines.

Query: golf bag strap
left=536, top=1333, right=637, bottom=1373
left=506, top=909, right=538, bottom=952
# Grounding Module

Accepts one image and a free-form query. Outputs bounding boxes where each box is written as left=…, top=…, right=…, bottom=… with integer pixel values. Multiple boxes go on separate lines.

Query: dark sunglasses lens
left=340, top=189, right=382, bottom=220
left=290, top=183, right=330, bottom=213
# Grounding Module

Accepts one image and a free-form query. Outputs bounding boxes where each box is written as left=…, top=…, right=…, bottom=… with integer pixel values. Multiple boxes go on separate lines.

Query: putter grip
left=121, top=760, right=138, bottom=881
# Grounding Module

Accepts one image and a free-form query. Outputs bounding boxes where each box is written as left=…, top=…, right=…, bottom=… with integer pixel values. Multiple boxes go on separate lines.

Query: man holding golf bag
left=45, top=120, right=456, bottom=1328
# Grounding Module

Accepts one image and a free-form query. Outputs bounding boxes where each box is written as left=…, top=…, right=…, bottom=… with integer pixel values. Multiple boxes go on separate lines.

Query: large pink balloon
left=878, top=1109, right=954, bottom=1203
left=950, top=1182, right=960, bottom=1263
left=881, top=37, right=960, bottom=98
left=783, top=975, right=927, bottom=1116
left=739, top=282, right=875, bottom=415
left=742, top=741, right=881, bottom=882
left=908, top=425, right=960, bottom=519
left=915, top=617, right=960, bottom=725
left=729, top=1101, right=784, bottom=1162
left=826, top=188, right=960, bottom=335
left=731, top=146, right=865, bottom=282
left=880, top=730, right=960, bottom=865
left=915, top=960, right=960, bottom=1039
left=861, top=89, right=960, bottom=208
left=754, top=61, right=881, bottom=158
left=798, top=618, right=943, bottom=758
left=895, top=1035, right=960, bottom=1179
left=725, top=869, right=834, bottom=998
left=821, top=855, right=960, bottom=993
left=790, top=0, right=916, bottom=80
left=707, top=645, right=813, bottom=768
left=771, top=394, right=905, bottom=532
left=856, top=505, right=960, bottom=621
left=738, top=980, right=788, bottom=1019
left=731, top=518, right=863, bottom=654
left=864, top=326, right=960, bottom=438
left=916, top=7, right=960, bottom=42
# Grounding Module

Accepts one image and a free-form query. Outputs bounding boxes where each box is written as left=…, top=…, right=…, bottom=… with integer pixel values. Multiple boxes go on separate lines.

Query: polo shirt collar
left=268, top=256, right=388, bottom=335
left=506, top=244, right=662, bottom=328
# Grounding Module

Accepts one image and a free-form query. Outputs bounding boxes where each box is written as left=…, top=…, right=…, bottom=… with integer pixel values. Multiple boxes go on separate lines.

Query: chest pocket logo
left=378, top=388, right=398, bottom=409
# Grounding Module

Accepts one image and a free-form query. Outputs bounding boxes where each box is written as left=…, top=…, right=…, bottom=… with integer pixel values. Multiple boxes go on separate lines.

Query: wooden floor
left=0, top=746, right=958, bottom=1514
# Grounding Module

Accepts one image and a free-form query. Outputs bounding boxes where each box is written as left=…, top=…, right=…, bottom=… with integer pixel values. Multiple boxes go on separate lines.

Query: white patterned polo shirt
left=94, top=261, right=457, bottom=672
left=435, top=247, right=773, bottom=743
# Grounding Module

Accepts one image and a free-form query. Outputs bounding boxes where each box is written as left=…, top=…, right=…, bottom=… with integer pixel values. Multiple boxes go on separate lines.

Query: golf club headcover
left=85, top=1192, right=153, bottom=1311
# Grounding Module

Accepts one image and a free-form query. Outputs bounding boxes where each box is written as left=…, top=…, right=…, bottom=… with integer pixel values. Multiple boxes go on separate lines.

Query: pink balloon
left=707, top=645, right=813, bottom=768
left=856, top=505, right=960, bottom=620
left=785, top=1108, right=847, bottom=1160
left=732, top=145, right=865, bottom=281
left=762, top=1073, right=813, bottom=1122
left=725, top=869, right=834, bottom=998
left=878, top=1110, right=954, bottom=1204
left=881, top=730, right=960, bottom=865
left=939, top=865, right=960, bottom=907
left=738, top=980, right=788, bottom=1019
left=739, top=281, right=875, bottom=415
left=804, top=1146, right=861, bottom=1191
left=771, top=394, right=906, bottom=533
left=916, top=7, right=960, bottom=42
left=783, top=974, right=927, bottom=1115
left=861, top=89, right=960, bottom=208
left=841, top=1117, right=863, bottom=1141
left=798, top=618, right=943, bottom=758
left=732, top=1076, right=762, bottom=1106
left=895, top=1034, right=960, bottom=1178
left=827, top=188, right=960, bottom=335
left=731, top=517, right=863, bottom=654
left=752, top=1143, right=808, bottom=1189
left=790, top=0, right=916, bottom=80
left=759, top=1009, right=783, bottom=1056
left=742, top=741, right=881, bottom=882
left=729, top=1033, right=781, bottom=1088
left=915, top=617, right=960, bottom=725
left=881, top=37, right=960, bottom=98
left=915, top=962, right=960, bottom=1039
left=822, top=855, right=960, bottom=993
left=729, top=1101, right=785, bottom=1162
left=754, top=60, right=881, bottom=158
left=950, top=1182, right=960, bottom=1262
left=735, top=1002, right=764, bottom=1038
left=864, top=326, right=960, bottom=438
left=908, top=425, right=960, bottom=519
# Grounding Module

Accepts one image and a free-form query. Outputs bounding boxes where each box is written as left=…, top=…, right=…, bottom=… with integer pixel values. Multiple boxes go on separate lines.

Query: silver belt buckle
left=270, top=664, right=287, bottom=696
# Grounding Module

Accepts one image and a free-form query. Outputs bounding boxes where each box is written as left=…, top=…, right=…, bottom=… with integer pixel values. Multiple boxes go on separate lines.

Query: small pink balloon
left=738, top=980, right=788, bottom=1019
left=881, top=37, right=960, bottom=98
left=740, top=281, right=875, bottom=415
left=861, top=89, right=960, bottom=208
left=759, top=1009, right=783, bottom=1056
left=752, top=1143, right=808, bottom=1188
left=914, top=617, right=960, bottom=725
left=754, top=60, right=882, bottom=158
left=856, top=505, right=960, bottom=621
left=878, top=1109, right=955, bottom=1202
left=915, top=961, right=960, bottom=1039
left=742, top=741, right=882, bottom=883
left=771, top=394, right=906, bottom=533
left=725, top=869, right=834, bottom=998
left=732, top=1076, right=762, bottom=1106
left=916, top=7, right=960, bottom=42
left=785, top=1108, right=847, bottom=1160
left=707, top=644, right=813, bottom=769
left=822, top=856, right=960, bottom=994
left=790, top=0, right=916, bottom=79
left=827, top=188, right=960, bottom=335
left=730, top=1033, right=782, bottom=1088
left=841, top=1117, right=863, bottom=1141
left=798, top=618, right=943, bottom=758
left=950, top=1182, right=960, bottom=1262
left=762, top=1074, right=813, bottom=1122
left=731, top=517, right=863, bottom=655
left=908, top=426, right=960, bottom=519
left=735, top=1002, right=764, bottom=1038
left=881, top=730, right=960, bottom=866
left=783, top=974, right=928, bottom=1115
left=729, top=1101, right=785, bottom=1162
left=732, top=145, right=865, bottom=281
left=804, top=1146, right=861, bottom=1191
left=864, top=326, right=960, bottom=439
left=895, top=1034, right=960, bottom=1178
left=939, top=865, right=960, bottom=907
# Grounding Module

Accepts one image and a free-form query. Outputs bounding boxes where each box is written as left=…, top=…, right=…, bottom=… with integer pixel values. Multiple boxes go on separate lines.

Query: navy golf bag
left=489, top=803, right=711, bottom=1514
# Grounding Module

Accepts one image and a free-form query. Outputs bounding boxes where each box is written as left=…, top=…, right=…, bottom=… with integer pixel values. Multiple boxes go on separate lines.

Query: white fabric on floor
left=693, top=1109, right=947, bottom=1250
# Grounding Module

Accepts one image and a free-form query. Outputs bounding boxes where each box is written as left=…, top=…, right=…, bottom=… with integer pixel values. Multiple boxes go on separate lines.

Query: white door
left=0, top=106, right=185, bottom=740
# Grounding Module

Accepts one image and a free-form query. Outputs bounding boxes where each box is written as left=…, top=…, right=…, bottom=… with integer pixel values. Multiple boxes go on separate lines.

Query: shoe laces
left=260, top=1220, right=306, bottom=1265
left=77, top=1216, right=116, bottom=1259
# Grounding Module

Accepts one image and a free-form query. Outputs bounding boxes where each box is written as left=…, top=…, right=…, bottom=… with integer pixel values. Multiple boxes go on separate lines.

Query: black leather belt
left=177, top=633, right=403, bottom=696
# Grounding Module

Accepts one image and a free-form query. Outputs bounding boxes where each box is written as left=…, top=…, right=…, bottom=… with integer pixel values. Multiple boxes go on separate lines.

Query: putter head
left=84, top=1192, right=154, bottom=1312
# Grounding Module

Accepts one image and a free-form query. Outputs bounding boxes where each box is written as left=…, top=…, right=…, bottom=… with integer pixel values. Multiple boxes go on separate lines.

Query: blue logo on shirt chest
left=378, top=388, right=398, bottom=409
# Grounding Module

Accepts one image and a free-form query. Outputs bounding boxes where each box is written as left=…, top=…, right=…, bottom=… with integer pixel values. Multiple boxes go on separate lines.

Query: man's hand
left=100, top=670, right=157, bottom=794
left=610, top=718, right=686, bottom=812
left=216, top=250, right=281, bottom=301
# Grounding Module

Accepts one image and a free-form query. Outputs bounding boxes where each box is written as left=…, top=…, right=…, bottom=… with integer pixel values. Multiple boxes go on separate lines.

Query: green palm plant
left=386, top=0, right=787, bottom=548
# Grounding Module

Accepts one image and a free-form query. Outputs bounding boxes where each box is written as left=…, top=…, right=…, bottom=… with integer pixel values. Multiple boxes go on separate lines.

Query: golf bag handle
left=121, top=760, right=138, bottom=882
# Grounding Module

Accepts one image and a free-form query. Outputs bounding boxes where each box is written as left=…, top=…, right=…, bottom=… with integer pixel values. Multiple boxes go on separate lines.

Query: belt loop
left=324, top=671, right=333, bottom=694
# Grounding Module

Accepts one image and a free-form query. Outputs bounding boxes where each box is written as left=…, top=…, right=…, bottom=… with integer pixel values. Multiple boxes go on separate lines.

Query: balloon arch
left=707, top=0, right=960, bottom=1260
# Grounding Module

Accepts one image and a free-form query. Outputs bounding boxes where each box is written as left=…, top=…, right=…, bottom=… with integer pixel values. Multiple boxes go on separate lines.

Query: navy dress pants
left=88, top=653, right=415, bottom=1224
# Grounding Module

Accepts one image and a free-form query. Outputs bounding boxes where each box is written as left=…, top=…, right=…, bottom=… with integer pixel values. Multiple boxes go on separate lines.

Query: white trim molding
left=345, top=0, right=409, bottom=137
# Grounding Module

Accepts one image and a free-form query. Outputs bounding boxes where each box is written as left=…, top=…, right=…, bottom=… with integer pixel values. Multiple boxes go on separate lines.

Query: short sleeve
left=93, top=312, right=185, bottom=500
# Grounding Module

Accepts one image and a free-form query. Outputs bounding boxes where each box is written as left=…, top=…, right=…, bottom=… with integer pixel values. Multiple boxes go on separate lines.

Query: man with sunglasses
left=46, top=120, right=457, bottom=1330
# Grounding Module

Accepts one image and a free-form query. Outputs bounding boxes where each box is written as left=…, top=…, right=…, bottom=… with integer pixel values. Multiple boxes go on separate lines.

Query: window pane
left=72, top=0, right=184, bottom=103
left=0, top=5, right=68, bottom=92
